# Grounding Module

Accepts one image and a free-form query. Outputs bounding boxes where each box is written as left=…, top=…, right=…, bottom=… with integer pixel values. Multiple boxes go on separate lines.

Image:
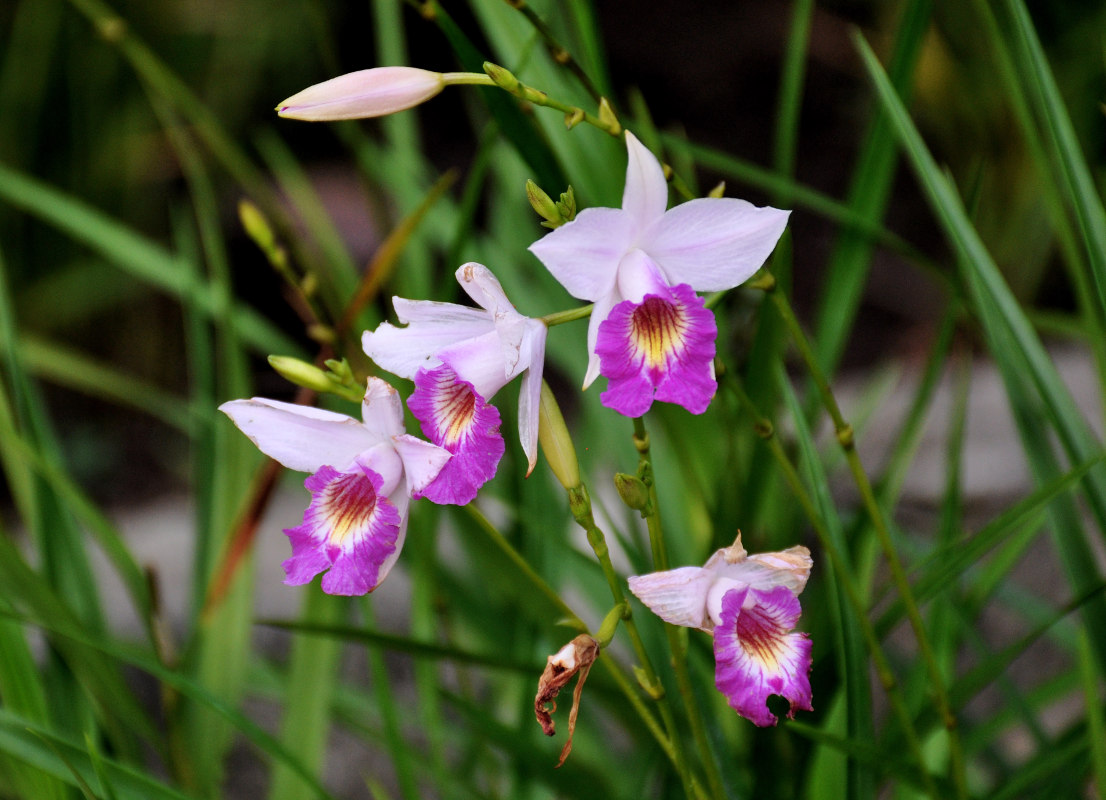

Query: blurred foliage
left=0, top=0, right=1105, bottom=798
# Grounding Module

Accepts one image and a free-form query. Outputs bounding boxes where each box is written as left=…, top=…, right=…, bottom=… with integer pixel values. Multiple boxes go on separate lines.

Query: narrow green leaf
left=779, top=366, right=875, bottom=799
left=0, top=163, right=301, bottom=357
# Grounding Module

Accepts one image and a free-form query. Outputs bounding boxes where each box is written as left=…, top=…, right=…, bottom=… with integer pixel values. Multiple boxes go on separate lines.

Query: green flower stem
left=462, top=504, right=686, bottom=773
left=564, top=482, right=695, bottom=799
left=500, top=0, right=606, bottom=103
left=540, top=304, right=594, bottom=327
left=755, top=274, right=968, bottom=799
left=722, top=371, right=941, bottom=799
left=482, top=63, right=621, bottom=136
left=632, top=417, right=726, bottom=800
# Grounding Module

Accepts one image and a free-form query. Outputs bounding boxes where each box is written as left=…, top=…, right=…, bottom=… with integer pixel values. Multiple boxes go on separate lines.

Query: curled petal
left=703, top=534, right=813, bottom=599
left=713, top=586, right=813, bottom=726
left=282, top=462, right=403, bottom=595
left=517, top=322, right=548, bottom=475
left=408, top=365, right=504, bottom=504
left=596, top=283, right=717, bottom=417
left=628, top=567, right=714, bottom=630
left=277, top=67, right=445, bottom=121
left=642, top=199, right=790, bottom=292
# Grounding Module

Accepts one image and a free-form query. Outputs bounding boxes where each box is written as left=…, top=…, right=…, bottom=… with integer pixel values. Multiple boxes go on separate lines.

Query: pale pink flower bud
left=276, top=67, right=446, bottom=121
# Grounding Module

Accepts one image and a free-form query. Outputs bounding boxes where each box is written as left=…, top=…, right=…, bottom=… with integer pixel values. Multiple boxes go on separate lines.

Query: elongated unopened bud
left=277, top=67, right=445, bottom=121
left=538, top=381, right=580, bottom=489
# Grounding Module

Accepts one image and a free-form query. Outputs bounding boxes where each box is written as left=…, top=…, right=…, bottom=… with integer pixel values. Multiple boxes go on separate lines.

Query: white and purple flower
left=628, top=534, right=813, bottom=726
left=362, top=263, right=548, bottom=505
left=528, top=131, right=790, bottom=417
left=219, top=378, right=452, bottom=596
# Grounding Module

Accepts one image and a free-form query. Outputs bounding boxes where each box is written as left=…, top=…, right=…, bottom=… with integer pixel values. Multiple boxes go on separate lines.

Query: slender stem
left=461, top=504, right=689, bottom=773
left=483, top=63, right=621, bottom=136
left=441, top=72, right=496, bottom=86
left=564, top=482, right=695, bottom=798
left=723, top=371, right=942, bottom=799
left=540, top=303, right=594, bottom=327
left=632, top=417, right=726, bottom=800
left=500, top=0, right=605, bottom=103
left=757, top=274, right=969, bottom=798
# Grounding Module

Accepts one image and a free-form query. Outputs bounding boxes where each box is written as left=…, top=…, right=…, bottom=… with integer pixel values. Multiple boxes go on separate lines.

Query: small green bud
left=707, top=181, right=727, bottom=199
left=324, top=357, right=355, bottom=384
left=538, top=381, right=581, bottom=490
left=268, top=355, right=335, bottom=393
left=239, top=199, right=276, bottom=253
left=556, top=186, right=576, bottom=222
left=483, top=62, right=519, bottom=91
left=595, top=602, right=628, bottom=647
left=597, top=97, right=621, bottom=135
left=526, top=180, right=562, bottom=224
left=614, top=472, right=650, bottom=512
left=563, top=108, right=585, bottom=129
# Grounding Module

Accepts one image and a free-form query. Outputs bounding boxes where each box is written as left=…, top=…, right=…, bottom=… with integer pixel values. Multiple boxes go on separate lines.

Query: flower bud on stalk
left=277, top=67, right=446, bottom=121
left=537, top=381, right=580, bottom=489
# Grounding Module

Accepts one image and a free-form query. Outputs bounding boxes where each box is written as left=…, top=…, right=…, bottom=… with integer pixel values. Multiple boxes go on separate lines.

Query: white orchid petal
left=622, top=131, right=669, bottom=229
left=219, top=397, right=377, bottom=473
left=527, top=207, right=634, bottom=301
left=391, top=297, right=491, bottom=329
left=643, top=200, right=790, bottom=291
left=517, top=322, right=547, bottom=475
left=391, top=433, right=452, bottom=495
left=628, top=567, right=714, bottom=630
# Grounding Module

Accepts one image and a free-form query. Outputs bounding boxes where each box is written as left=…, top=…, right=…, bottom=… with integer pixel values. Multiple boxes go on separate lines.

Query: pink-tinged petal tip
left=596, top=283, right=717, bottom=417
left=713, top=586, right=813, bottom=727
left=282, top=462, right=403, bottom=596
left=277, top=67, right=445, bottom=121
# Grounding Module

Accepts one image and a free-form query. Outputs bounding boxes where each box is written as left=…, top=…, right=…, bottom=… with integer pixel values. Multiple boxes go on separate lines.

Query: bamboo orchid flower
left=219, top=378, right=451, bottom=595
left=362, top=263, right=548, bottom=504
left=628, top=535, right=813, bottom=726
left=528, top=131, right=789, bottom=417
